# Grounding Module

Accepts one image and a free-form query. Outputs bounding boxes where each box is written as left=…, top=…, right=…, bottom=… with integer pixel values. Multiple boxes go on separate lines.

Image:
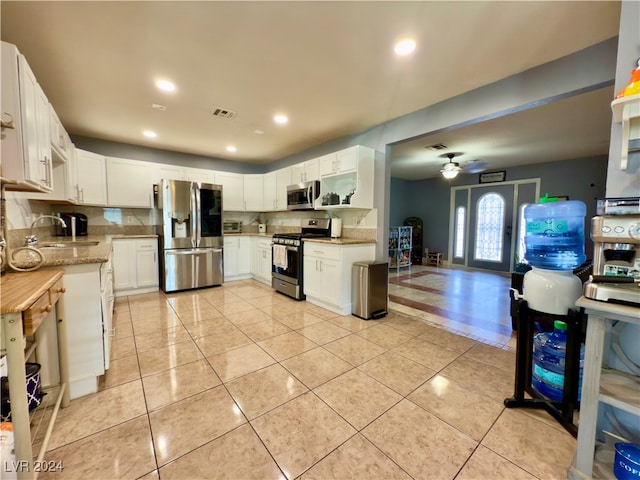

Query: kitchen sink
left=40, top=241, right=100, bottom=248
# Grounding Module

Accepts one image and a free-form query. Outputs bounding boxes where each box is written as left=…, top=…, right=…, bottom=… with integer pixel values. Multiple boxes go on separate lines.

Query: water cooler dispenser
left=505, top=195, right=587, bottom=436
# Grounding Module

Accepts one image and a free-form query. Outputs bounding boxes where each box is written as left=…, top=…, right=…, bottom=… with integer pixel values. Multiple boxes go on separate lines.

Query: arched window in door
left=474, top=192, right=505, bottom=262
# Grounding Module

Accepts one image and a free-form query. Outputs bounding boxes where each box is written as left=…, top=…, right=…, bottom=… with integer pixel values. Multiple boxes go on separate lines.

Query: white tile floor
left=34, top=272, right=577, bottom=479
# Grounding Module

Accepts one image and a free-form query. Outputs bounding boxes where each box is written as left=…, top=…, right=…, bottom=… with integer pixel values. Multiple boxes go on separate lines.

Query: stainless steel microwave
left=286, top=180, right=320, bottom=210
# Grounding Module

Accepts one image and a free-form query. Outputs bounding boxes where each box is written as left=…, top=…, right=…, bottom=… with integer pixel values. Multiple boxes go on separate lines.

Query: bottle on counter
left=532, top=320, right=584, bottom=402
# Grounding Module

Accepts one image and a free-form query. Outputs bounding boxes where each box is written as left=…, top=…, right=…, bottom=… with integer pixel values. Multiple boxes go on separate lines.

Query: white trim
left=447, top=178, right=541, bottom=269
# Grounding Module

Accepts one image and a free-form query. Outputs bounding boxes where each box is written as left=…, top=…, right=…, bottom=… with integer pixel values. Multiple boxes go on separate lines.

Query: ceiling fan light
left=440, top=161, right=461, bottom=179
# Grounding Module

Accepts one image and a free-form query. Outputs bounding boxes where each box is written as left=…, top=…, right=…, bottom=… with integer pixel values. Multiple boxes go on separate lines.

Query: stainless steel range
left=272, top=218, right=331, bottom=300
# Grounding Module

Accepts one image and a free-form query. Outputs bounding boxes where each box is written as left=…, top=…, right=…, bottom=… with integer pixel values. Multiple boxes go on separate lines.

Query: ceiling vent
left=425, top=143, right=447, bottom=151
left=212, top=108, right=237, bottom=119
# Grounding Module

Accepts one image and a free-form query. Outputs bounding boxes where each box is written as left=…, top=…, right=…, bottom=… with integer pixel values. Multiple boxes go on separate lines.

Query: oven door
left=272, top=244, right=301, bottom=284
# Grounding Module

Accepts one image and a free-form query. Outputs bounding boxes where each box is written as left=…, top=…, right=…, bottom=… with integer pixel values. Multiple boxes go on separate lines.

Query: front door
left=467, top=184, right=515, bottom=272
left=449, top=180, right=539, bottom=272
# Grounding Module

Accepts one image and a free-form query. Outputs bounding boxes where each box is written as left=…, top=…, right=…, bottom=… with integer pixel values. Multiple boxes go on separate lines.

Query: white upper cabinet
left=75, top=148, right=107, bottom=205
left=316, top=145, right=375, bottom=209
left=106, top=157, right=154, bottom=208
left=319, top=147, right=359, bottom=177
left=184, top=167, right=215, bottom=184
left=154, top=164, right=185, bottom=183
left=1, top=41, right=53, bottom=192
left=275, top=167, right=291, bottom=210
left=49, top=104, right=71, bottom=163
left=264, top=167, right=291, bottom=211
left=28, top=144, right=78, bottom=203
left=263, top=171, right=276, bottom=212
left=291, top=158, right=319, bottom=183
left=216, top=171, right=244, bottom=211
left=318, top=152, right=338, bottom=177
left=244, top=174, right=264, bottom=211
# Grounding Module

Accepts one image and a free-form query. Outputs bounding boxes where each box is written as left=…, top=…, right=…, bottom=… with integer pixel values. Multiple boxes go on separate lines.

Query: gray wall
left=391, top=155, right=608, bottom=259
left=606, top=0, right=640, bottom=196
left=71, top=135, right=264, bottom=174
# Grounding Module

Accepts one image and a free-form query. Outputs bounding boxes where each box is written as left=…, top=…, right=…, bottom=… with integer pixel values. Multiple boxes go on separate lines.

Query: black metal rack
left=504, top=291, right=586, bottom=437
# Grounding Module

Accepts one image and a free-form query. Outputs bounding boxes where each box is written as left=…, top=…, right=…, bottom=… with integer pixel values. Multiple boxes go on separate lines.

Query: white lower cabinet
left=251, top=237, right=272, bottom=285
left=303, top=242, right=376, bottom=315
left=112, top=238, right=159, bottom=296
left=224, top=236, right=252, bottom=281
left=54, top=256, right=114, bottom=399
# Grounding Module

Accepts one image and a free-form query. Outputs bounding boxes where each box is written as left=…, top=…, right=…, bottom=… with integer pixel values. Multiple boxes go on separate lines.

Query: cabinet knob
left=41, top=304, right=53, bottom=313
left=57, top=287, right=67, bottom=294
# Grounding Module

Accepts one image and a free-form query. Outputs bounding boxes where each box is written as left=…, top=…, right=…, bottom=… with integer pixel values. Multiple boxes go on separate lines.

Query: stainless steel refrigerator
left=157, top=179, right=224, bottom=292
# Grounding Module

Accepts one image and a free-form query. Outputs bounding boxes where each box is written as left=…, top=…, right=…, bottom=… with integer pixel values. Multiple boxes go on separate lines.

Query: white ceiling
left=1, top=1, right=621, bottom=179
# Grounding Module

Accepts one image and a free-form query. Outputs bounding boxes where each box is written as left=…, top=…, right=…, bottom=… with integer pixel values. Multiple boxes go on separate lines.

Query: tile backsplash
left=4, top=192, right=377, bottom=247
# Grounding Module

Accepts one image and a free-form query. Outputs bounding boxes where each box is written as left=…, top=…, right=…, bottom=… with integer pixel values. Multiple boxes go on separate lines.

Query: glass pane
left=474, top=193, right=504, bottom=262
left=517, top=203, right=529, bottom=264
left=455, top=206, right=465, bottom=258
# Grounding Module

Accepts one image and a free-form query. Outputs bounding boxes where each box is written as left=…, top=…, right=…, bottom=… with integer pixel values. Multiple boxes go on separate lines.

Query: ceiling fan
left=439, top=153, right=488, bottom=179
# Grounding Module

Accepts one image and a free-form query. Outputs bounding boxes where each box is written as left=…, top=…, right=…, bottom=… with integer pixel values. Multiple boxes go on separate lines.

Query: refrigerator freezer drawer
left=163, top=248, right=223, bottom=292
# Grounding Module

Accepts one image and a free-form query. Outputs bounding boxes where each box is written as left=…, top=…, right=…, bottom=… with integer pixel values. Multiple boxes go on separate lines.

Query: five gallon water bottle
left=523, top=195, right=586, bottom=270
left=532, top=320, right=584, bottom=402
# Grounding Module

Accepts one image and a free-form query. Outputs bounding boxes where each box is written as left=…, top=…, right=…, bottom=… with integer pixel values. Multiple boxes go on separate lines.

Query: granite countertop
left=35, top=234, right=158, bottom=267
left=304, top=237, right=376, bottom=245
left=224, top=233, right=273, bottom=237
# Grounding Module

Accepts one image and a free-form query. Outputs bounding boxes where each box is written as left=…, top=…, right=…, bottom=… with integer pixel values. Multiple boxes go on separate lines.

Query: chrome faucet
left=25, top=215, right=67, bottom=247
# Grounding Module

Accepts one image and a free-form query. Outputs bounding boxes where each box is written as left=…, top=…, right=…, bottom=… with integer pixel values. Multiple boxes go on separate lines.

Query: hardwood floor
left=388, top=264, right=518, bottom=350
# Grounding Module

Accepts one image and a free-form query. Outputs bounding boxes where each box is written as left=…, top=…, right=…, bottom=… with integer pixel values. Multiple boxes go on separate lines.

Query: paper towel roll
left=331, top=218, right=342, bottom=238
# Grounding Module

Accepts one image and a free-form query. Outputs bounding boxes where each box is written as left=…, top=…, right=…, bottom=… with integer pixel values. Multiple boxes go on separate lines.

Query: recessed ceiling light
left=151, top=103, right=167, bottom=111
left=394, top=39, right=416, bottom=56
left=226, top=145, right=237, bottom=153
left=274, top=114, right=288, bottom=125
left=253, top=129, right=264, bottom=135
left=143, top=130, right=157, bottom=138
left=155, top=80, right=176, bottom=92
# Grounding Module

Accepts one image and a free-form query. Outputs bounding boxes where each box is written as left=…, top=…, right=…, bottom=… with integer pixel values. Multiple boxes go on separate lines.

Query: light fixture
left=226, top=145, right=237, bottom=153
left=440, top=153, right=462, bottom=179
left=143, top=130, right=157, bottom=138
left=155, top=80, right=176, bottom=92
left=394, top=38, right=416, bottom=56
left=274, top=114, right=288, bottom=125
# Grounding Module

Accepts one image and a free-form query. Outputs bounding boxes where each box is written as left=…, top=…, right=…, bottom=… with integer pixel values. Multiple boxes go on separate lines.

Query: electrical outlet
left=127, top=215, right=134, bottom=224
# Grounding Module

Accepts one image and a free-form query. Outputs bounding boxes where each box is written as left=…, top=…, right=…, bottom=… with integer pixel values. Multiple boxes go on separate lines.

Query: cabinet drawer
left=303, top=243, right=340, bottom=261
left=136, top=239, right=156, bottom=250
left=23, top=290, right=54, bottom=336
left=48, top=277, right=66, bottom=305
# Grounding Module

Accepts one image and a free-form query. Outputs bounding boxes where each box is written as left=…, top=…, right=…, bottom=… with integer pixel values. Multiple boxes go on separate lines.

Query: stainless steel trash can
left=352, top=261, right=388, bottom=320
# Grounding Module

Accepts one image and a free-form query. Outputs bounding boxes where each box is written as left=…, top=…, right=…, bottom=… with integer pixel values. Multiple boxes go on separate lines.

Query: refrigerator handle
left=194, top=183, right=202, bottom=246
left=190, top=182, right=198, bottom=248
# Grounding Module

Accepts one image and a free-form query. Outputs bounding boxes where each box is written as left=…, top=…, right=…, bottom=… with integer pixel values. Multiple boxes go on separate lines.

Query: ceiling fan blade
left=462, top=161, right=488, bottom=174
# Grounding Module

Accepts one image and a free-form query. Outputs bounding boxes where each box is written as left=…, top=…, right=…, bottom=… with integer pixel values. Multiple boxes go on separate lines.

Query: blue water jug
left=524, top=195, right=586, bottom=270
left=532, top=320, right=584, bottom=402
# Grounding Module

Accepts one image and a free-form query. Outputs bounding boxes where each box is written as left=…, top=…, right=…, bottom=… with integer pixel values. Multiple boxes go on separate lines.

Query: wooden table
left=1, top=270, right=68, bottom=480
